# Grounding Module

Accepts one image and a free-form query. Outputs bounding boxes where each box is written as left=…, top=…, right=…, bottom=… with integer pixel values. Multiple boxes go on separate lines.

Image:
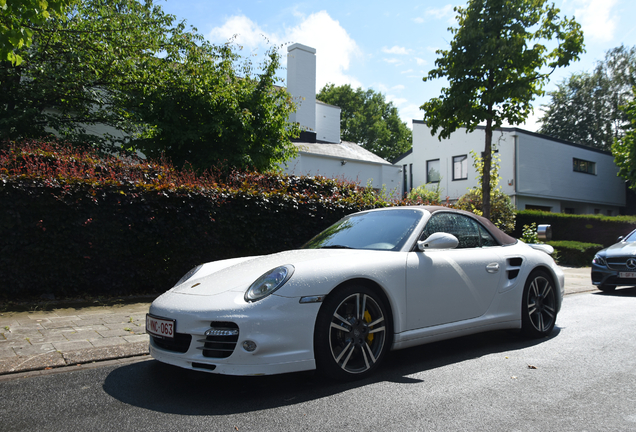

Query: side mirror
left=618, top=236, right=624, bottom=242
left=417, top=232, right=459, bottom=251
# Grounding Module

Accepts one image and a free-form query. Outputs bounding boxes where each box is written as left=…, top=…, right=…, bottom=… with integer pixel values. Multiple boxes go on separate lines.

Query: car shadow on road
left=102, top=328, right=559, bottom=415
left=592, top=286, right=636, bottom=297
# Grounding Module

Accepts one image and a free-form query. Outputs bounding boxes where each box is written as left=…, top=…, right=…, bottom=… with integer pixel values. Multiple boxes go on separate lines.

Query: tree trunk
left=483, top=118, right=492, bottom=220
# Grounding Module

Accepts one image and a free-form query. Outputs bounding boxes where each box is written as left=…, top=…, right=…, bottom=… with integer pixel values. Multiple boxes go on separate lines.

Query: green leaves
left=0, top=0, right=74, bottom=65
left=420, top=0, right=584, bottom=219
left=612, top=88, right=636, bottom=190
left=540, top=45, right=636, bottom=151
left=2, top=0, right=300, bottom=173
left=316, top=84, right=412, bottom=161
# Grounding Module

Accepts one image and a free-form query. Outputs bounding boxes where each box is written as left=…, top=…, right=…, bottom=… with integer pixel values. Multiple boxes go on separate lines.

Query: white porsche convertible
left=147, top=206, right=563, bottom=380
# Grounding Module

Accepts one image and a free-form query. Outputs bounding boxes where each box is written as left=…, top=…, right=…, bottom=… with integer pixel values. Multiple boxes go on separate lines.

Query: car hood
left=169, top=249, right=399, bottom=297
left=600, top=241, right=636, bottom=257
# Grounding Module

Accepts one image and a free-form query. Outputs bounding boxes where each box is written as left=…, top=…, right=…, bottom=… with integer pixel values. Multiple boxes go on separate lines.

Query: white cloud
left=425, top=4, right=455, bottom=20
left=415, top=57, right=427, bottom=65
left=207, top=15, right=267, bottom=48
left=285, top=11, right=362, bottom=89
left=382, top=46, right=412, bottom=55
left=425, top=5, right=455, bottom=24
left=397, top=103, right=423, bottom=126
left=383, top=58, right=401, bottom=64
left=208, top=11, right=361, bottom=90
left=572, top=0, right=618, bottom=42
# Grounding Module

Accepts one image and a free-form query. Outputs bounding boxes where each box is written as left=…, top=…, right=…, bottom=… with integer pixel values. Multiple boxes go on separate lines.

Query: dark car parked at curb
left=592, top=229, right=636, bottom=291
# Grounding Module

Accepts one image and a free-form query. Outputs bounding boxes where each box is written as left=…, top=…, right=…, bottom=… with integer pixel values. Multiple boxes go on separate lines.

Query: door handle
left=486, top=263, right=499, bottom=273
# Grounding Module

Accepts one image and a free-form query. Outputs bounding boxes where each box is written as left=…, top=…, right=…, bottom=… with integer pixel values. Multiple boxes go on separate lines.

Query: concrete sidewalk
left=0, top=267, right=595, bottom=377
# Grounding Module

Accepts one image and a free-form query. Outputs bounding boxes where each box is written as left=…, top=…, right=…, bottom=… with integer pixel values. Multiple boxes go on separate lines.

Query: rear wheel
left=314, top=285, right=391, bottom=381
left=522, top=270, right=557, bottom=338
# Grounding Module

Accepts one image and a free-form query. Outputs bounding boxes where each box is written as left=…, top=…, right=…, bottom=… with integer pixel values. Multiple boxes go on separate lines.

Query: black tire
left=314, top=284, right=391, bottom=381
left=521, top=270, right=558, bottom=338
left=597, top=284, right=616, bottom=292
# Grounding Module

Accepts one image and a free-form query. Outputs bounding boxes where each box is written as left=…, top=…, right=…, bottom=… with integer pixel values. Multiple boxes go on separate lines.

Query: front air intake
left=197, top=321, right=239, bottom=358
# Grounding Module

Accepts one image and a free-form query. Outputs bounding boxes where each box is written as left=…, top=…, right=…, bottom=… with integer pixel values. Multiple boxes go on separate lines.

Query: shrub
left=514, top=210, right=636, bottom=247
left=406, top=182, right=442, bottom=204
left=454, top=188, right=516, bottom=234
left=546, top=240, right=603, bottom=267
left=0, top=139, right=391, bottom=302
left=520, top=223, right=540, bottom=243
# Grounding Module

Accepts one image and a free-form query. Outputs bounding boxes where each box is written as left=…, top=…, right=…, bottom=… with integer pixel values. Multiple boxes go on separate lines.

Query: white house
left=281, top=43, right=403, bottom=196
left=394, top=120, right=626, bottom=215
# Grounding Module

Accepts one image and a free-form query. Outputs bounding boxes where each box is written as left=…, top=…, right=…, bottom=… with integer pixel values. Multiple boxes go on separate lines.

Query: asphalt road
left=1, top=288, right=635, bottom=432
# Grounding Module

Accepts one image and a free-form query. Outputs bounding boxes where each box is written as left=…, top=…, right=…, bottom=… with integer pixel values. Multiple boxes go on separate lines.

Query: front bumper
left=591, top=264, right=636, bottom=288
left=147, top=290, right=321, bottom=376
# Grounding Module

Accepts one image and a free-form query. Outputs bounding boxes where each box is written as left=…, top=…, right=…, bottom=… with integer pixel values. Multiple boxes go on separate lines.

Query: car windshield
left=303, top=209, right=423, bottom=251
left=624, top=230, right=636, bottom=242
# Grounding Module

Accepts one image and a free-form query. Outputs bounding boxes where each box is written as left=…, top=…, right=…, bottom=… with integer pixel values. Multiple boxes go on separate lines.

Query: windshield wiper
left=320, top=245, right=353, bottom=249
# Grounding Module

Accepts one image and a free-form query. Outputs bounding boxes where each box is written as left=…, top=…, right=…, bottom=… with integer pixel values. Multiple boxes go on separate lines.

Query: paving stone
left=0, top=346, right=16, bottom=359
left=63, top=331, right=101, bottom=341
left=25, top=313, right=58, bottom=320
left=10, top=326, right=44, bottom=334
left=39, top=328, right=76, bottom=336
left=47, top=315, right=80, bottom=322
left=27, top=334, right=68, bottom=344
left=41, top=321, right=77, bottom=330
left=13, top=343, right=56, bottom=357
left=0, top=320, right=19, bottom=329
left=98, top=329, right=134, bottom=338
left=70, top=325, right=109, bottom=333
left=90, top=337, right=128, bottom=348
left=72, top=318, right=108, bottom=326
left=0, top=351, right=66, bottom=374
left=52, top=340, right=93, bottom=351
left=62, top=341, right=149, bottom=365
left=123, top=334, right=149, bottom=344
left=101, top=316, right=132, bottom=324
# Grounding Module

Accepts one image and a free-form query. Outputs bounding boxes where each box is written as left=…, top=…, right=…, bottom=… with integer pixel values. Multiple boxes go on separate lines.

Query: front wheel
left=522, top=270, right=557, bottom=338
left=314, top=285, right=391, bottom=381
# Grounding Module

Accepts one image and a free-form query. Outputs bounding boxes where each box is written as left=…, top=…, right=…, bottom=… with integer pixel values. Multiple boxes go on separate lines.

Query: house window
left=426, top=159, right=440, bottom=183
left=573, top=158, right=596, bottom=174
left=452, top=155, right=468, bottom=180
left=403, top=164, right=408, bottom=196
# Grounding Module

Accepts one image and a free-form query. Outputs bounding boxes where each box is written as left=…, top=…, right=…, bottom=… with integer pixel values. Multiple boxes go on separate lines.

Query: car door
left=405, top=212, right=504, bottom=330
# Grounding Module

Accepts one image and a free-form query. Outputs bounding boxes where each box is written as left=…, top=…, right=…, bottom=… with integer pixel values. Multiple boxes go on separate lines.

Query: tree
left=420, top=0, right=584, bottom=220
left=612, top=89, right=636, bottom=190
left=0, top=0, right=300, bottom=172
left=539, top=45, right=636, bottom=151
left=454, top=150, right=515, bottom=233
left=316, top=84, right=412, bottom=161
left=0, top=0, right=73, bottom=65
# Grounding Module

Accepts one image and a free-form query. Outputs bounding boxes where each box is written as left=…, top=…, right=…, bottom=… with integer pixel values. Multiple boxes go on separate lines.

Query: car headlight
left=245, top=265, right=295, bottom=302
left=173, top=264, right=203, bottom=287
left=592, top=254, right=607, bottom=266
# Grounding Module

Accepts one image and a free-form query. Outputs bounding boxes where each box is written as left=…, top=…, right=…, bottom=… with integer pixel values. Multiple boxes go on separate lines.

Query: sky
left=158, top=0, right=636, bottom=132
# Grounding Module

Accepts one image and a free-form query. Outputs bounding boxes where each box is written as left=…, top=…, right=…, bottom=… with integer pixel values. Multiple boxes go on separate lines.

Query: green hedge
left=546, top=240, right=603, bottom=267
left=514, top=210, right=636, bottom=248
left=0, top=140, right=389, bottom=302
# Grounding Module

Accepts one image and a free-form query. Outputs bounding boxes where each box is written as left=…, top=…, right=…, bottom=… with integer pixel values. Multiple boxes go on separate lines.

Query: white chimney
left=287, top=43, right=317, bottom=135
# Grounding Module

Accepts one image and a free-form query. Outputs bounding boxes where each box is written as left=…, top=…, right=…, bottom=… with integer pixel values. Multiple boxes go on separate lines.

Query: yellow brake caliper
left=364, top=310, right=374, bottom=344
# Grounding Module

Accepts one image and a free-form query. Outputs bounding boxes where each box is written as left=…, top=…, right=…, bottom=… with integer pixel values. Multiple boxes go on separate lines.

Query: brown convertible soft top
left=423, top=206, right=517, bottom=246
